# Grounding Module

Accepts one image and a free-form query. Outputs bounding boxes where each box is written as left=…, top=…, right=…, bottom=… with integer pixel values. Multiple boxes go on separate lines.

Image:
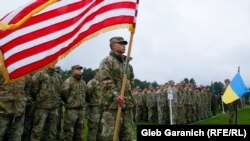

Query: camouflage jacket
left=146, top=91, right=156, bottom=107
left=156, top=90, right=167, bottom=107
left=194, top=90, right=201, bottom=106
left=61, top=76, right=87, bottom=109
left=86, top=76, right=101, bottom=106
left=99, top=51, right=134, bottom=109
left=24, top=74, right=34, bottom=106
left=32, top=69, right=62, bottom=109
left=176, top=88, right=185, bottom=106
left=133, top=91, right=143, bottom=106
left=0, top=73, right=27, bottom=116
left=188, top=89, right=195, bottom=105
left=183, top=88, right=190, bottom=105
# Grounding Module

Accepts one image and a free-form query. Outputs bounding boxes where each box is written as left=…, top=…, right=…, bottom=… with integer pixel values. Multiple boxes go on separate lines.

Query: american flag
left=0, top=0, right=139, bottom=82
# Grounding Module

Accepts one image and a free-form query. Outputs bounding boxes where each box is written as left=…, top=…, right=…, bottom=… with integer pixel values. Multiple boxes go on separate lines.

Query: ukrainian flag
left=222, top=72, right=250, bottom=104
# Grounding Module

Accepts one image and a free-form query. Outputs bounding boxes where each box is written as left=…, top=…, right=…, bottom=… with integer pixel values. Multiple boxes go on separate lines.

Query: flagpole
left=113, top=29, right=135, bottom=141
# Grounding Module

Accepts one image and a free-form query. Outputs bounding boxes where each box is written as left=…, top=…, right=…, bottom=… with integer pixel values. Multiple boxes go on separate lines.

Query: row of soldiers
left=0, top=36, right=136, bottom=141
left=0, top=64, right=99, bottom=141
left=132, top=81, right=214, bottom=125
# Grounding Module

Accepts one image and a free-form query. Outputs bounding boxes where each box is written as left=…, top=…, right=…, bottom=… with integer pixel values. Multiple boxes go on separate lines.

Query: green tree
left=211, top=82, right=224, bottom=96
left=82, top=68, right=95, bottom=83
left=190, top=78, right=196, bottom=86
left=152, top=81, right=159, bottom=88
left=183, top=78, right=189, bottom=83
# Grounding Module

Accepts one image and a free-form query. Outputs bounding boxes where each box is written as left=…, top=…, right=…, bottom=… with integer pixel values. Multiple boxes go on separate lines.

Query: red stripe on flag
left=9, top=0, right=49, bottom=24
left=5, top=16, right=134, bottom=67
left=8, top=16, right=134, bottom=79
left=0, top=0, right=94, bottom=39
left=2, top=2, right=136, bottom=53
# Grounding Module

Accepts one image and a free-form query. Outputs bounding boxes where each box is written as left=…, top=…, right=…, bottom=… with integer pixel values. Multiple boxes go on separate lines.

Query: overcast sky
left=1, top=0, right=250, bottom=86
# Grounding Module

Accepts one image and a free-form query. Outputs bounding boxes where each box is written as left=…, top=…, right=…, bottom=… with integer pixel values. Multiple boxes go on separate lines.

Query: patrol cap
left=110, top=37, right=128, bottom=45
left=71, top=65, right=83, bottom=70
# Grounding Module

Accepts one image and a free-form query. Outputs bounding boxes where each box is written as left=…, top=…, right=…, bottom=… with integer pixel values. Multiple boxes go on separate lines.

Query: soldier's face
left=73, top=68, right=82, bottom=76
left=111, top=43, right=126, bottom=54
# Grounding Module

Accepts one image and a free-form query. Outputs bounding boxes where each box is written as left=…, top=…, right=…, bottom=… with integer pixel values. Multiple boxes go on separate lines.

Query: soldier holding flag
left=97, top=37, right=135, bottom=141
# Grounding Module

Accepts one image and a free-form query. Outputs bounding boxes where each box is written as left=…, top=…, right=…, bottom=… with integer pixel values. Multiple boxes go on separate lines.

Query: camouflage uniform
left=156, top=88, right=168, bottom=125
left=175, top=85, right=185, bottom=124
left=141, top=89, right=148, bottom=121
left=227, top=102, right=235, bottom=125
left=197, top=89, right=203, bottom=120
left=183, top=87, right=190, bottom=124
left=146, top=90, right=155, bottom=122
left=170, top=86, right=177, bottom=125
left=188, top=87, right=195, bottom=123
left=97, top=51, right=134, bottom=141
left=61, top=75, right=87, bottom=141
left=86, top=75, right=101, bottom=141
left=134, top=90, right=143, bottom=122
left=30, top=69, right=62, bottom=141
left=200, top=89, right=206, bottom=119
left=55, top=69, right=64, bottom=140
left=211, top=93, right=217, bottom=116
left=206, top=90, right=212, bottom=117
left=22, top=74, right=35, bottom=141
left=0, top=72, right=27, bottom=141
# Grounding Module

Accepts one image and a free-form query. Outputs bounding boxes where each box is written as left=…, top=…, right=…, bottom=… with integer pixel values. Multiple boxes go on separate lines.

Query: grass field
left=81, top=106, right=250, bottom=140
left=132, top=106, right=250, bottom=139
left=195, top=106, right=250, bottom=125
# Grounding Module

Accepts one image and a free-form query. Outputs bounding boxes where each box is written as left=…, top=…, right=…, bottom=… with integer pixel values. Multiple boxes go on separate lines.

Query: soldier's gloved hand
left=116, top=95, right=125, bottom=107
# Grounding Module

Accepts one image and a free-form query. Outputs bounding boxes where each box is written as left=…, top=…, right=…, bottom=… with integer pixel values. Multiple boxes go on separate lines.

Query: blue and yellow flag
left=222, top=72, right=250, bottom=104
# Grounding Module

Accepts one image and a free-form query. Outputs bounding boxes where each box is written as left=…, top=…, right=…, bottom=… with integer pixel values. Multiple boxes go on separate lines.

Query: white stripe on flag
left=0, top=0, right=136, bottom=46
left=0, top=1, right=93, bottom=47
left=7, top=8, right=136, bottom=73
left=2, top=0, right=34, bottom=23
left=34, top=0, right=83, bottom=16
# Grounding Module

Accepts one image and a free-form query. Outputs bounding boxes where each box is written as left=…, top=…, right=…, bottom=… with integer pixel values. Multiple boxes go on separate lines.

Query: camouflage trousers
left=87, top=106, right=101, bottom=141
left=157, top=106, right=168, bottom=125
left=0, top=114, right=24, bottom=141
left=172, top=106, right=176, bottom=125
left=204, top=103, right=208, bottom=118
left=184, top=105, right=189, bottom=124
left=227, top=103, right=234, bottom=125
left=176, top=106, right=185, bottom=125
left=97, top=109, right=133, bottom=141
left=30, top=108, right=58, bottom=141
left=22, top=104, right=35, bottom=141
left=63, top=108, right=84, bottom=141
left=201, top=104, right=206, bottom=119
left=185, top=105, right=194, bottom=124
left=193, top=105, right=199, bottom=122
left=57, top=104, right=63, bottom=140
left=135, top=105, right=143, bottom=122
left=142, top=105, right=148, bottom=121
left=147, top=107, right=154, bottom=122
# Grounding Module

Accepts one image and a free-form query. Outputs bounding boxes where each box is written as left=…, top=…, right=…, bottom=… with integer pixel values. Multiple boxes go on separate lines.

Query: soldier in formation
left=0, top=71, right=27, bottom=141
left=61, top=65, right=87, bottom=141
left=97, top=37, right=135, bottom=141
left=30, top=63, right=62, bottom=141
left=86, top=69, right=102, bottom=141
left=132, top=81, right=216, bottom=125
left=1, top=35, right=243, bottom=141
